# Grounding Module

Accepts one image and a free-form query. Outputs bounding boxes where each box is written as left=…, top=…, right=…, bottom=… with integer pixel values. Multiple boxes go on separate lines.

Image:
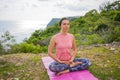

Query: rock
left=0, top=57, right=6, bottom=62
left=113, top=50, right=119, bottom=54
left=107, top=60, right=110, bottom=63
left=0, top=56, right=6, bottom=66
left=11, top=78, right=19, bottom=80
left=105, top=44, right=109, bottom=46
left=110, top=47, right=115, bottom=51
left=15, top=62, right=23, bottom=66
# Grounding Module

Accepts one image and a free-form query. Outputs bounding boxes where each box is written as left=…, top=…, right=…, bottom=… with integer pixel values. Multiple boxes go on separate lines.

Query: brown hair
left=59, top=17, right=69, bottom=26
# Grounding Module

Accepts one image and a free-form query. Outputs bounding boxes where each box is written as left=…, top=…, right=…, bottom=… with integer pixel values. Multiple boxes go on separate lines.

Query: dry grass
left=77, top=46, right=120, bottom=80
left=0, top=45, right=120, bottom=80
left=0, top=53, right=49, bottom=80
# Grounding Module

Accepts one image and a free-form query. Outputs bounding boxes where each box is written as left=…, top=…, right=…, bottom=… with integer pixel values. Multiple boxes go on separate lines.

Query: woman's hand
left=60, top=61, right=71, bottom=64
left=70, top=61, right=82, bottom=67
left=60, top=60, right=82, bottom=67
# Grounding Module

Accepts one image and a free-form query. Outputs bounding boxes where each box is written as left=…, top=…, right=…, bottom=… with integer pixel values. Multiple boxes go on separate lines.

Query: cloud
left=55, top=0, right=88, bottom=11
left=63, top=4, right=88, bottom=11
left=38, top=0, right=49, bottom=1
left=0, top=0, right=115, bottom=21
left=0, top=0, right=55, bottom=21
left=54, top=0, right=115, bottom=13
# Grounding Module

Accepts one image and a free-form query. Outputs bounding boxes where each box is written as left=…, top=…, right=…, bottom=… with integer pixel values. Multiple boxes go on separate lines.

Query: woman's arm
left=70, top=34, right=77, bottom=62
left=48, top=36, right=62, bottom=63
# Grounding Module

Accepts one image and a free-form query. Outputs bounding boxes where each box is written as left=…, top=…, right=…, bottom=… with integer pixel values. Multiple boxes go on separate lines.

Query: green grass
left=77, top=46, right=120, bottom=80
left=0, top=46, right=120, bottom=80
left=0, top=53, right=49, bottom=80
left=0, top=62, right=26, bottom=79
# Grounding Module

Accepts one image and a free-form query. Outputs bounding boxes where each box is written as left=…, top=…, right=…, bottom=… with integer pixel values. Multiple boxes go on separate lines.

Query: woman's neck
left=60, top=31, right=68, bottom=35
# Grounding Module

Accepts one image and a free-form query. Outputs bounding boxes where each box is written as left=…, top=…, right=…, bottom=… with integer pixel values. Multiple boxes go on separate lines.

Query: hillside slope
left=0, top=43, right=120, bottom=80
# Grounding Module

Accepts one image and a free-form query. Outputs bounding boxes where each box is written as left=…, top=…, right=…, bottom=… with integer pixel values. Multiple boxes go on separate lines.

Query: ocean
left=0, top=20, right=47, bottom=43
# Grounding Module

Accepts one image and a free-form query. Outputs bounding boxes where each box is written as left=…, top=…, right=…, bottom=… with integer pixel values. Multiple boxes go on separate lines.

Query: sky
left=0, top=0, right=115, bottom=43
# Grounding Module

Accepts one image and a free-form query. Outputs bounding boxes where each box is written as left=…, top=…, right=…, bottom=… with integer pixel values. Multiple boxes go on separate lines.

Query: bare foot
left=70, top=62, right=82, bottom=67
left=56, top=69, right=69, bottom=76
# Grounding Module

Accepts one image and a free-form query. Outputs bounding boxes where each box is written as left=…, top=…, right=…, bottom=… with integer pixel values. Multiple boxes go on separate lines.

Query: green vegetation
left=77, top=45, right=120, bottom=80
left=0, top=0, right=120, bottom=80
left=0, top=1, right=120, bottom=54
left=0, top=54, right=49, bottom=80
left=11, top=42, right=47, bottom=54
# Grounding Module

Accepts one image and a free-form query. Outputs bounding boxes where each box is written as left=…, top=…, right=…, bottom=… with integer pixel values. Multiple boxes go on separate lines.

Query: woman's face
left=60, top=20, right=70, bottom=33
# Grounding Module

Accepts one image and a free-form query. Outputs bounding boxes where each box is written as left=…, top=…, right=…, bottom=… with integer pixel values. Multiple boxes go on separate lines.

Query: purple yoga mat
left=42, top=57, right=98, bottom=80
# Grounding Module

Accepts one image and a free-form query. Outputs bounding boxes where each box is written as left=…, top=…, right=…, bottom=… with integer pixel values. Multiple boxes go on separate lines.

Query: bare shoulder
left=50, top=34, right=58, bottom=42
left=68, top=33, right=75, bottom=39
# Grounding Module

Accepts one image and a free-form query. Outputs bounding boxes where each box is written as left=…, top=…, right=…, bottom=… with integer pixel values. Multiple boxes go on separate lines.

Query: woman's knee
left=74, top=58, right=92, bottom=66
left=74, top=58, right=88, bottom=62
left=49, top=62, right=69, bottom=72
left=49, top=64, right=61, bottom=72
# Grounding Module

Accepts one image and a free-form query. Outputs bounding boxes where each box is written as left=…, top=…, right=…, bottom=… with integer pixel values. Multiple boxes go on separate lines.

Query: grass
left=0, top=53, right=49, bottom=80
left=0, top=62, right=26, bottom=79
left=77, top=46, right=120, bottom=80
left=0, top=45, right=120, bottom=80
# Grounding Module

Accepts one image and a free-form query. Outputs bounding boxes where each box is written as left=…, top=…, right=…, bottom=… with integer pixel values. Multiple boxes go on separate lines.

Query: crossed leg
left=56, top=62, right=82, bottom=76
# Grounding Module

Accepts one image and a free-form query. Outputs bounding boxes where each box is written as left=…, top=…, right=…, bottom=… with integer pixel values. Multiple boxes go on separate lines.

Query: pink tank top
left=56, top=33, right=73, bottom=61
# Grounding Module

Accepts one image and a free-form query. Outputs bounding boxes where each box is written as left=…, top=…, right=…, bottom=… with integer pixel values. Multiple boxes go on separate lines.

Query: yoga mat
left=42, top=57, right=98, bottom=80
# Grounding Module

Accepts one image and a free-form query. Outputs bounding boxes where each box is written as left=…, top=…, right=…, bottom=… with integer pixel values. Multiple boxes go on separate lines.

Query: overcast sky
left=0, top=0, right=115, bottom=21
left=0, top=0, right=115, bottom=43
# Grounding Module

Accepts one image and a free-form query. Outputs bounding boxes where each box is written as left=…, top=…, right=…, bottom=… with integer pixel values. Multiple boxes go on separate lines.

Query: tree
left=99, top=1, right=120, bottom=12
left=0, top=42, right=3, bottom=53
left=0, top=31, right=16, bottom=54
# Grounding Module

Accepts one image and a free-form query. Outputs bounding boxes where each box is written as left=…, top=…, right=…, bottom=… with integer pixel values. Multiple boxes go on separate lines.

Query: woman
left=48, top=17, right=91, bottom=76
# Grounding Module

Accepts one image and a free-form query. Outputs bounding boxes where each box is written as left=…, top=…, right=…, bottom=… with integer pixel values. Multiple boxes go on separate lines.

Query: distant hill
left=47, top=18, right=60, bottom=27
left=47, top=16, right=80, bottom=27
